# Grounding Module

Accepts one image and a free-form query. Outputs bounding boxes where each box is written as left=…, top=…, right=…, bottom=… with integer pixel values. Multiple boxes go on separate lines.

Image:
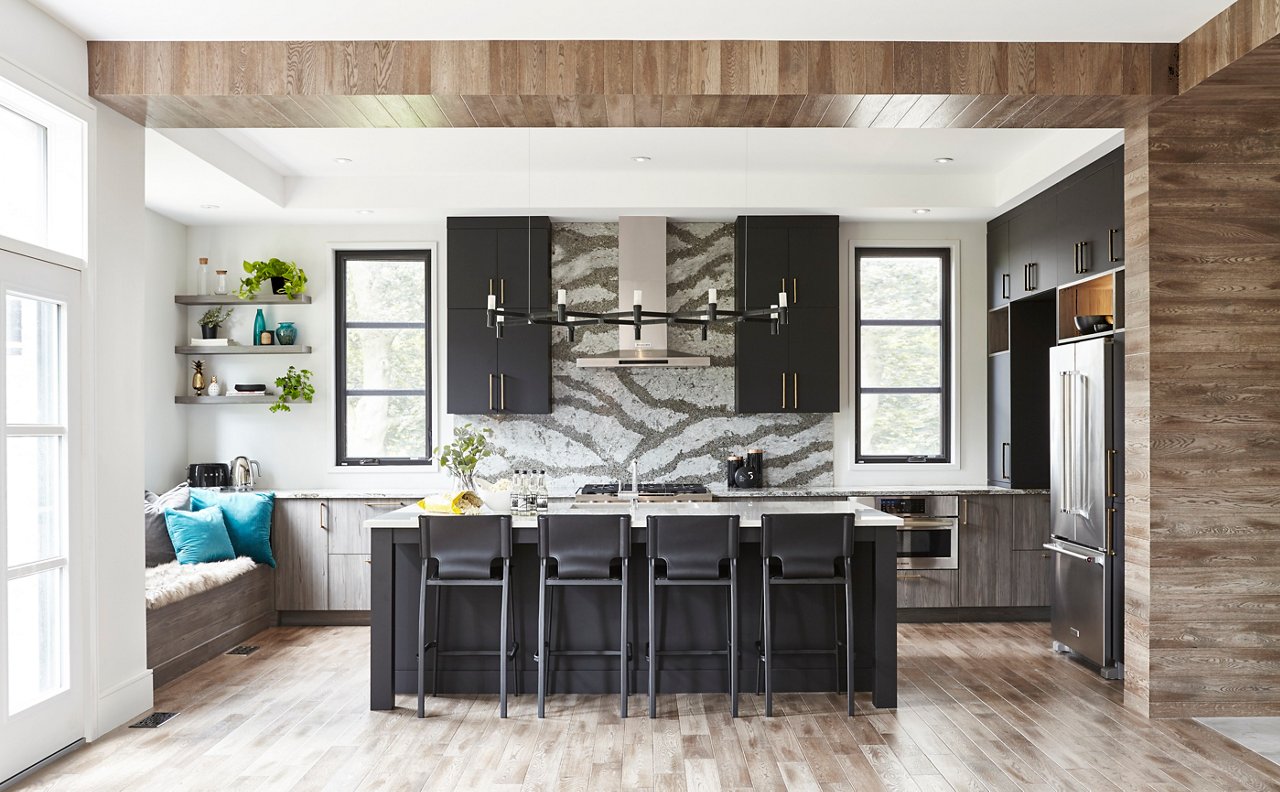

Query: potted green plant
left=197, top=306, right=234, bottom=339
left=269, top=366, right=315, bottom=413
left=238, top=258, right=308, bottom=300
left=434, top=423, right=494, bottom=492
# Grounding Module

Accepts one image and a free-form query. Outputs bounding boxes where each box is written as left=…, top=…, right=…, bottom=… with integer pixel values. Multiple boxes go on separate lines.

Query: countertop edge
left=268, top=486, right=1047, bottom=499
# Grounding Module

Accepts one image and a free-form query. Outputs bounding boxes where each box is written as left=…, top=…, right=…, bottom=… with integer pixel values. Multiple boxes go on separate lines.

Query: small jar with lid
left=196, top=257, right=210, bottom=295
left=214, top=269, right=229, bottom=295
left=726, top=455, right=743, bottom=488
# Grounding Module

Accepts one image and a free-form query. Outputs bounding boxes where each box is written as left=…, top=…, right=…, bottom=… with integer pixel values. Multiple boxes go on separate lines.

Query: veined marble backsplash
left=461, top=222, right=834, bottom=490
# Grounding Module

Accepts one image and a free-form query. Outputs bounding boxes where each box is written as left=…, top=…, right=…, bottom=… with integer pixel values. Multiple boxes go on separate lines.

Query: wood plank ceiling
left=87, top=40, right=1180, bottom=129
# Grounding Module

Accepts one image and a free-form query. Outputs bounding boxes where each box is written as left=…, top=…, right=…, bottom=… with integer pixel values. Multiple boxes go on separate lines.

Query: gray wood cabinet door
left=328, top=554, right=372, bottom=610
left=273, top=499, right=328, bottom=610
left=896, top=570, right=958, bottom=608
left=1010, top=549, right=1052, bottom=607
left=1011, top=493, right=1051, bottom=550
left=957, top=496, right=1013, bottom=607
left=327, top=499, right=414, bottom=555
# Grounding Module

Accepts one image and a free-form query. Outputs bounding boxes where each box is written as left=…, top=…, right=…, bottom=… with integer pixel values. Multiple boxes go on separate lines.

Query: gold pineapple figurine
left=191, top=359, right=208, bottom=396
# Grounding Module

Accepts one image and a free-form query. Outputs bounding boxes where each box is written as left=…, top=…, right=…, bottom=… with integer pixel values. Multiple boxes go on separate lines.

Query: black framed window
left=335, top=250, right=431, bottom=466
left=854, top=247, right=952, bottom=464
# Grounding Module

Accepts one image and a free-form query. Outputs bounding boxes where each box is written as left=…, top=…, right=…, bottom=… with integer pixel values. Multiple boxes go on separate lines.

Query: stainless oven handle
left=1042, top=542, right=1094, bottom=563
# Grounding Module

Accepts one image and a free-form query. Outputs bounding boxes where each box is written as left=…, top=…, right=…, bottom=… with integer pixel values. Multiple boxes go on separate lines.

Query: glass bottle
left=534, top=471, right=549, bottom=514
left=214, top=269, right=229, bottom=295
left=253, top=308, right=266, bottom=346
left=509, top=470, right=523, bottom=515
left=196, top=257, right=209, bottom=295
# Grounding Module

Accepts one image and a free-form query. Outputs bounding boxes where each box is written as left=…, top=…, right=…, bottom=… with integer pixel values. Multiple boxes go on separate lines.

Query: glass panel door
left=0, top=249, right=81, bottom=784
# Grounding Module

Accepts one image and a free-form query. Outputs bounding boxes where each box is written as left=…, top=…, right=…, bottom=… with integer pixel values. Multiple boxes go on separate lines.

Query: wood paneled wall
left=1179, top=0, right=1280, bottom=92
left=85, top=39, right=1177, bottom=129
left=1124, top=37, right=1280, bottom=718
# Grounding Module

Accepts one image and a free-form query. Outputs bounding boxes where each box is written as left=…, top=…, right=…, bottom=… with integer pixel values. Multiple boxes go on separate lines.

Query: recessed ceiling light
left=631, top=156, right=652, bottom=163
left=334, top=157, right=353, bottom=165
left=913, top=208, right=931, bottom=215
left=934, top=157, right=954, bottom=164
left=356, top=209, right=375, bottom=215
left=199, top=204, right=220, bottom=210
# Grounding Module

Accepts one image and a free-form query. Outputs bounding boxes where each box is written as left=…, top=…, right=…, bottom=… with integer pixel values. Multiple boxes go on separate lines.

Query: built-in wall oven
left=872, top=496, right=960, bottom=570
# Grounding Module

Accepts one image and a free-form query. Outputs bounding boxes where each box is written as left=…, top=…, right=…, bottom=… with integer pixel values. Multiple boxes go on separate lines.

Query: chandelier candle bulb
left=557, top=289, right=567, bottom=305
left=487, top=294, right=497, bottom=310
left=633, top=289, right=643, bottom=306
left=708, top=288, right=717, bottom=304
left=778, top=290, right=788, bottom=307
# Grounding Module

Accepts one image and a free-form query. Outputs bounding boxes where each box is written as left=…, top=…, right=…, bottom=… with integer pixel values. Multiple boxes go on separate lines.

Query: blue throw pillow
left=164, top=506, right=236, bottom=565
left=191, top=489, right=276, bottom=567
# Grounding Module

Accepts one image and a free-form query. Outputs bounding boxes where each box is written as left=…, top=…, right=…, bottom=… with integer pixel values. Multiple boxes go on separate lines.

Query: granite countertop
left=366, top=498, right=905, bottom=530
left=270, top=485, right=1046, bottom=500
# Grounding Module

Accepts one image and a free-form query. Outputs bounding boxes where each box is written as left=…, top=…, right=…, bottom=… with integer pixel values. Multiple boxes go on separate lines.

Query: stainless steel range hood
left=575, top=216, right=711, bottom=368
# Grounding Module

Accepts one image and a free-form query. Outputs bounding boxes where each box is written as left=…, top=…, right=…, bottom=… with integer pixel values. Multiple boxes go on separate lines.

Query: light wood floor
left=17, top=622, right=1280, bottom=791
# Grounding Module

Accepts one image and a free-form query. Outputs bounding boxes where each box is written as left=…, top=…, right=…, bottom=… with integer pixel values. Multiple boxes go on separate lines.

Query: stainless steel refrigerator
left=1046, top=336, right=1124, bottom=679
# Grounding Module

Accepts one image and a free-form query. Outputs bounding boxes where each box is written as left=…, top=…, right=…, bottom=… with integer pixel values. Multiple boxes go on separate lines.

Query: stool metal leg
left=763, top=558, right=774, bottom=717
left=729, top=559, right=739, bottom=718
left=648, top=558, right=657, bottom=719
left=537, top=559, right=548, bottom=719
left=619, top=557, right=629, bottom=719
left=844, top=557, right=855, bottom=717
left=431, top=585, right=443, bottom=696
left=500, top=559, right=510, bottom=718
left=508, top=572, right=520, bottom=697
left=417, top=563, right=428, bottom=718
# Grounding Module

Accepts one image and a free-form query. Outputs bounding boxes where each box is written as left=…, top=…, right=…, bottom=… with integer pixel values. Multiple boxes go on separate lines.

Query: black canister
left=726, top=455, right=743, bottom=488
left=745, top=449, right=764, bottom=488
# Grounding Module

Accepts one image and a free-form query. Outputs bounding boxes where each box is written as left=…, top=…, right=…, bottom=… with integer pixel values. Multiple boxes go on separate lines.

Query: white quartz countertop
left=272, top=485, right=1044, bottom=500
left=365, top=498, right=904, bottom=530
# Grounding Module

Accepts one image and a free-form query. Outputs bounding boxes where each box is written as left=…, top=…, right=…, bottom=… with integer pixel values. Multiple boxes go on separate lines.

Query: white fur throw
left=145, top=556, right=258, bottom=610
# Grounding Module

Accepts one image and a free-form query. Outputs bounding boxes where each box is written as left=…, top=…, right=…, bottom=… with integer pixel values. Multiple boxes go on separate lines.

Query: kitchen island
left=367, top=499, right=902, bottom=712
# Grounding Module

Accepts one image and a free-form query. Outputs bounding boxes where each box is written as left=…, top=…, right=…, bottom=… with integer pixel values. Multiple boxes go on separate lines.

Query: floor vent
left=226, top=645, right=259, bottom=656
left=130, top=712, right=179, bottom=729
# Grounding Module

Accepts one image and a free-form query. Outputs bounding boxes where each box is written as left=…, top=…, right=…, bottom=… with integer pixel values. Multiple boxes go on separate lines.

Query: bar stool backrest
left=760, top=514, right=855, bottom=579
left=537, top=514, right=631, bottom=579
left=646, top=515, right=740, bottom=580
left=419, top=515, right=512, bottom=580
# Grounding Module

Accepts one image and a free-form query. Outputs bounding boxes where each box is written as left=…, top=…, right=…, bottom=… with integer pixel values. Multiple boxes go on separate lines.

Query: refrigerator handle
left=1043, top=542, right=1095, bottom=563
left=1060, top=371, right=1072, bottom=514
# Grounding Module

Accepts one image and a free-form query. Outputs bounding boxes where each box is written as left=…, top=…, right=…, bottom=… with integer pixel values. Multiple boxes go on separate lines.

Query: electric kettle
left=229, top=456, right=261, bottom=490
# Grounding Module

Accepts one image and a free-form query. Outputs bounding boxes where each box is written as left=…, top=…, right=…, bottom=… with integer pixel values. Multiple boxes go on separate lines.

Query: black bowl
left=234, top=384, right=267, bottom=393
left=1074, top=314, right=1110, bottom=333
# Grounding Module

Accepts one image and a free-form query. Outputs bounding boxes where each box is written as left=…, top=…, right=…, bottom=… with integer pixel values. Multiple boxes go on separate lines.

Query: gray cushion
left=143, top=483, right=189, bottom=566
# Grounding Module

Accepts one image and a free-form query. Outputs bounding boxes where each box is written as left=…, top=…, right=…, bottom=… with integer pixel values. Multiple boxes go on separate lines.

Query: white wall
left=143, top=210, right=189, bottom=490
left=0, top=0, right=86, bottom=95
left=184, top=222, right=454, bottom=491
left=834, top=221, right=988, bottom=486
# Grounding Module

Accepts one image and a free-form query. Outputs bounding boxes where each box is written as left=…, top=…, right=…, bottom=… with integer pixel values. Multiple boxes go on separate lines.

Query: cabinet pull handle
left=320, top=501, right=329, bottom=531
left=364, top=559, right=372, bottom=565
left=1106, top=448, right=1116, bottom=499
left=488, top=278, right=494, bottom=298
left=1080, top=241, right=1089, bottom=274
left=1106, top=507, right=1117, bottom=556
left=962, top=498, right=968, bottom=525
left=488, top=373, right=495, bottom=410
left=781, top=372, right=787, bottom=410
left=1001, top=273, right=1010, bottom=300
left=500, top=278, right=505, bottom=305
left=1001, top=442, right=1009, bottom=480
left=1030, top=262, right=1037, bottom=290
left=792, top=372, right=798, bottom=410
left=500, top=373, right=506, bottom=410
left=1108, top=228, right=1121, bottom=262
left=897, top=573, right=924, bottom=580
left=792, top=277, right=798, bottom=305
left=1074, top=242, right=1080, bottom=274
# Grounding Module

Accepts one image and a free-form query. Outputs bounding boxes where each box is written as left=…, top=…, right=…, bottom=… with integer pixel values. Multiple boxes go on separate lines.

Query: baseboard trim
left=278, top=610, right=370, bottom=627
left=95, top=669, right=153, bottom=737
left=898, top=606, right=1049, bottom=623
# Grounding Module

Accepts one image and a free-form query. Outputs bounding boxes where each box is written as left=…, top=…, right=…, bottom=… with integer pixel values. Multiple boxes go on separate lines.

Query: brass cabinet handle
left=500, top=278, right=506, bottom=305
left=781, top=372, right=786, bottom=410
left=897, top=573, right=924, bottom=580
left=362, top=501, right=408, bottom=509
left=1106, top=507, right=1116, bottom=556
left=962, top=498, right=968, bottom=525
left=781, top=277, right=786, bottom=300
left=1106, top=448, right=1116, bottom=499
left=1108, top=228, right=1121, bottom=262
left=500, top=373, right=506, bottom=410
left=488, top=373, right=495, bottom=410
left=792, top=277, right=798, bottom=305
left=320, top=501, right=329, bottom=531
left=792, top=372, right=798, bottom=410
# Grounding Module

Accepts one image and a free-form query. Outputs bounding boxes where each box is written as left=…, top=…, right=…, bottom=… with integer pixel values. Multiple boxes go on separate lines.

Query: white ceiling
left=145, top=126, right=1123, bottom=226
left=34, top=0, right=1230, bottom=42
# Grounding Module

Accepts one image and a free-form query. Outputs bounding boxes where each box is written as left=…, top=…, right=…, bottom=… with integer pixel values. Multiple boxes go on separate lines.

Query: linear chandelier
left=486, top=286, right=790, bottom=341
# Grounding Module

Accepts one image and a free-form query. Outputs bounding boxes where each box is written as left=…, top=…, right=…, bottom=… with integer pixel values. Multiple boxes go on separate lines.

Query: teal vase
left=276, top=321, right=297, bottom=345
left=253, top=308, right=265, bottom=346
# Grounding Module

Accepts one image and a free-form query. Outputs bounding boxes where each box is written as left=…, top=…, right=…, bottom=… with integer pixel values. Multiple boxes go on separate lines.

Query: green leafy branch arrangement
left=197, top=306, right=234, bottom=328
left=238, top=257, right=309, bottom=300
left=434, top=423, right=494, bottom=491
left=270, top=366, right=315, bottom=413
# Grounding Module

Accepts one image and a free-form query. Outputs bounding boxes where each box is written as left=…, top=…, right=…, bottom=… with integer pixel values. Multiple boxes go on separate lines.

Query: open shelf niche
left=988, top=306, right=1010, bottom=355
left=1057, top=268, right=1125, bottom=343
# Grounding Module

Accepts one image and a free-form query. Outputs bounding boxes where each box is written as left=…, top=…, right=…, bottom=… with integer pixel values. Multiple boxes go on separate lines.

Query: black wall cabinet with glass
left=446, top=217, right=552, bottom=415
left=733, top=215, right=840, bottom=413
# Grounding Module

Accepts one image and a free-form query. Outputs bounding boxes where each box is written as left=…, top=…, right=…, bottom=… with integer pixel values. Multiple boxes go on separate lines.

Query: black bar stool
left=645, top=515, right=740, bottom=719
left=757, top=513, right=856, bottom=717
left=535, top=513, right=631, bottom=718
left=417, top=514, right=518, bottom=719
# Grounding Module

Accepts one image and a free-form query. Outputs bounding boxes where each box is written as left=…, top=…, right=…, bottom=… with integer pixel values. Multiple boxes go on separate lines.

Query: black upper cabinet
left=734, top=215, right=840, bottom=413
left=1057, top=160, right=1124, bottom=280
left=1008, top=196, right=1059, bottom=300
left=989, top=220, right=1010, bottom=309
left=446, top=217, right=552, bottom=414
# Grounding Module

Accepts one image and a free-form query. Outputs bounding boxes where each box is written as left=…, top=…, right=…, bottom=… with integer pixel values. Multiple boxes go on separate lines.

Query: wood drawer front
left=327, top=499, right=414, bottom=555
left=896, top=569, right=958, bottom=608
left=1011, top=549, right=1052, bottom=607
left=329, top=554, right=372, bottom=610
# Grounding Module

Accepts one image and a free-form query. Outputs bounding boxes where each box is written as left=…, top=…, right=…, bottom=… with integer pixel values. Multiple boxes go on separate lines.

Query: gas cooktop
left=575, top=483, right=713, bottom=503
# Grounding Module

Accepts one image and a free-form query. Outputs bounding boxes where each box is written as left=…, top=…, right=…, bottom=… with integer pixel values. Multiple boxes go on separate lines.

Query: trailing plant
left=197, top=306, right=234, bottom=328
left=237, top=257, right=309, bottom=300
left=434, top=423, right=494, bottom=491
left=270, top=366, right=315, bottom=413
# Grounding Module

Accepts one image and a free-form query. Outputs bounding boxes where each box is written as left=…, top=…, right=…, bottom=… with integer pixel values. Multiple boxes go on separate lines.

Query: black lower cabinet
left=446, top=310, right=550, bottom=414
left=735, top=307, right=838, bottom=413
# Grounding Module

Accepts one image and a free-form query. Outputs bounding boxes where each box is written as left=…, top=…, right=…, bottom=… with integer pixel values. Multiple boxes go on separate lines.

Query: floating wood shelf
left=1057, top=268, right=1125, bottom=343
left=176, top=395, right=276, bottom=404
left=175, top=345, right=311, bottom=355
left=175, top=294, right=312, bottom=305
